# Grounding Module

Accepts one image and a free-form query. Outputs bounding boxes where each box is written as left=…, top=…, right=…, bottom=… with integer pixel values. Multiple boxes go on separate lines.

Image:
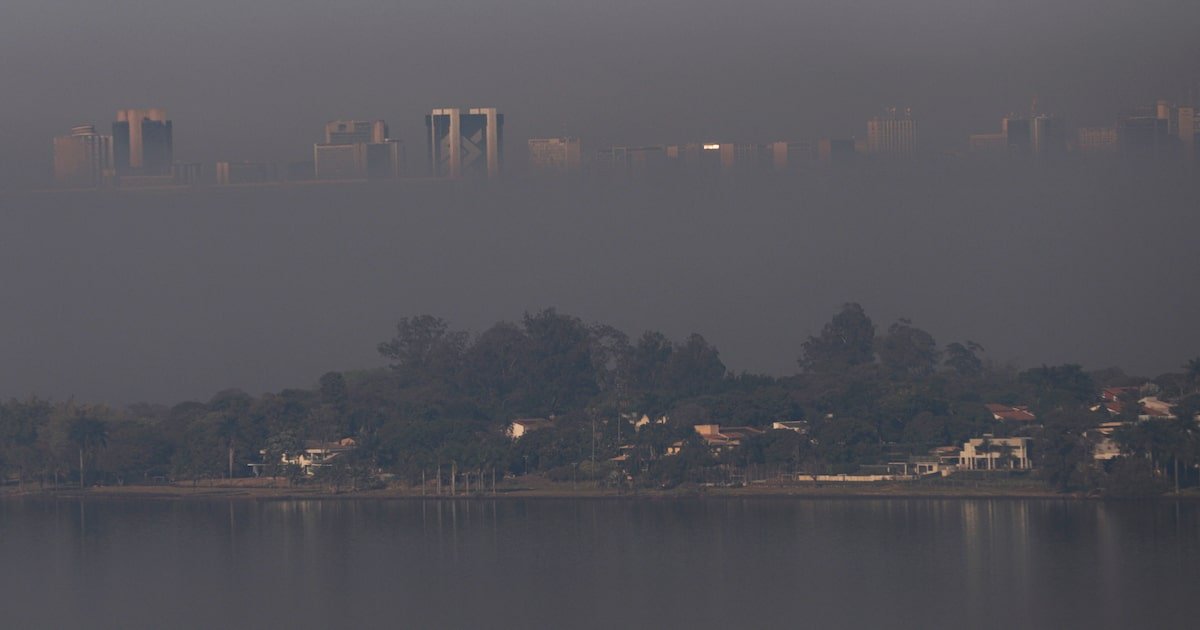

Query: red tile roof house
left=985, top=404, right=1037, bottom=422
left=692, top=424, right=764, bottom=451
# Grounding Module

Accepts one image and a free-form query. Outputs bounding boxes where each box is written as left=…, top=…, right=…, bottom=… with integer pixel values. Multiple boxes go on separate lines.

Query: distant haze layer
left=2, top=0, right=1199, bottom=187
left=1, top=164, right=1197, bottom=403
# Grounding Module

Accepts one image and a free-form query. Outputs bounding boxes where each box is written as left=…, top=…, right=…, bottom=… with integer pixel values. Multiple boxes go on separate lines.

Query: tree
left=378, top=315, right=467, bottom=379
left=67, top=414, right=108, bottom=489
left=944, top=341, right=985, bottom=378
left=319, top=372, right=349, bottom=411
left=800, top=303, right=876, bottom=374
left=1019, top=364, right=1095, bottom=412
left=662, top=334, right=727, bottom=399
left=878, top=319, right=939, bottom=377
left=520, top=309, right=599, bottom=414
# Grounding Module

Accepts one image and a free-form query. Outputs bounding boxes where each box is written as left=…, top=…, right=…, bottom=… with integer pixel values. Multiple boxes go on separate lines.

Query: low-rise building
left=771, top=420, right=809, bottom=433
left=959, top=436, right=1033, bottom=471
left=252, top=438, right=357, bottom=477
left=693, top=424, right=763, bottom=451
left=985, top=403, right=1037, bottom=423
left=507, top=417, right=553, bottom=440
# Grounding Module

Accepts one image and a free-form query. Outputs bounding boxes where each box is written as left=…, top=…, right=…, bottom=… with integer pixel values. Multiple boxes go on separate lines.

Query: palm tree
left=67, top=415, right=108, bottom=489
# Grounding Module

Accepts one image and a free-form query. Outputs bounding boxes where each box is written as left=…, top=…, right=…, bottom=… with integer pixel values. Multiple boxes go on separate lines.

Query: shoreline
left=4, top=478, right=1196, bottom=502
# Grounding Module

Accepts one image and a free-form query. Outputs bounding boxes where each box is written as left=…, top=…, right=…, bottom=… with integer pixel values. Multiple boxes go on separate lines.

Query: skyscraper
left=1030, top=114, right=1067, bottom=157
left=53, top=124, right=113, bottom=188
left=426, top=108, right=503, bottom=178
left=112, top=108, right=173, bottom=176
left=528, top=137, right=581, bottom=175
left=866, top=108, right=917, bottom=157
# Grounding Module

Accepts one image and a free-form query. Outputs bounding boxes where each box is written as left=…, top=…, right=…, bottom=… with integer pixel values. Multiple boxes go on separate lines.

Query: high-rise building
left=1178, top=106, right=1197, bottom=163
left=866, top=108, right=917, bottom=157
left=1030, top=114, right=1067, bottom=157
left=528, top=137, right=582, bottom=175
left=1117, top=109, right=1171, bottom=160
left=1002, top=117, right=1032, bottom=155
left=1077, top=127, right=1118, bottom=154
left=426, top=108, right=503, bottom=178
left=53, top=124, right=113, bottom=188
left=112, top=108, right=173, bottom=176
left=313, top=119, right=402, bottom=180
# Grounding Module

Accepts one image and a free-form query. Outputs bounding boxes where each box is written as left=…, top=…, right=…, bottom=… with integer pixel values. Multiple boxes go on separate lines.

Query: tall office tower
left=866, top=108, right=917, bottom=157
left=1177, top=106, right=1196, bottom=163
left=528, top=137, right=582, bottom=174
left=1156, top=100, right=1176, bottom=136
left=1002, top=117, right=1032, bottom=155
left=53, top=124, right=113, bottom=187
left=1117, top=109, right=1171, bottom=160
left=426, top=107, right=503, bottom=178
left=1030, top=114, right=1066, bottom=157
left=112, top=108, right=173, bottom=176
left=313, top=119, right=402, bottom=180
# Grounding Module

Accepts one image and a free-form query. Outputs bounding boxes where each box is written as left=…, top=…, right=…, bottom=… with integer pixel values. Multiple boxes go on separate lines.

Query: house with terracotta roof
left=693, top=424, right=763, bottom=451
left=985, top=403, right=1037, bottom=422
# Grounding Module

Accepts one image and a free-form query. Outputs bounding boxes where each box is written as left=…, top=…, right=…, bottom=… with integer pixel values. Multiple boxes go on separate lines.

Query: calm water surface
left=1, top=498, right=1197, bottom=629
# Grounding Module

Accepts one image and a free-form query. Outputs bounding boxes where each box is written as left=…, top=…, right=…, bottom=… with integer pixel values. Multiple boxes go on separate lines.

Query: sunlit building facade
left=53, top=124, right=113, bottom=188
left=866, top=108, right=917, bottom=157
left=426, top=107, right=503, bottom=178
left=112, top=108, right=173, bottom=176
left=528, top=137, right=582, bottom=174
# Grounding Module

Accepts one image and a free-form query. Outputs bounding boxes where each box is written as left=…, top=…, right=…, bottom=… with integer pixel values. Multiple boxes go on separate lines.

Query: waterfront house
left=959, top=436, right=1033, bottom=470
left=251, top=437, right=357, bottom=477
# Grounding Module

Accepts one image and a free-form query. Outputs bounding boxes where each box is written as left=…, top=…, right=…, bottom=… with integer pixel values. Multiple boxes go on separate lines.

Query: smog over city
left=2, top=2, right=1200, bottom=628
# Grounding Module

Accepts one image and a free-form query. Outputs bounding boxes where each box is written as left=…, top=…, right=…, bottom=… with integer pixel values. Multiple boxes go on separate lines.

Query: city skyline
left=45, top=92, right=1200, bottom=188
left=5, top=0, right=1199, bottom=188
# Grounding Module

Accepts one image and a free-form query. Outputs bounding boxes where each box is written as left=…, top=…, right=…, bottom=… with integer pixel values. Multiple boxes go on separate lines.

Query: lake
left=1, top=497, right=1197, bottom=629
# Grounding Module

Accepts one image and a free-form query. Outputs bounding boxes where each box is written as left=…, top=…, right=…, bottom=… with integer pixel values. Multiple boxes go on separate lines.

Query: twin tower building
left=52, top=107, right=505, bottom=188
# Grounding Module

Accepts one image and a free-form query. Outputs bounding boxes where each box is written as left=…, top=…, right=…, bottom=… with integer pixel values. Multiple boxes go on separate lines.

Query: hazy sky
left=2, top=0, right=1198, bottom=185
left=0, top=1, right=1198, bottom=404
left=3, top=165, right=1199, bottom=404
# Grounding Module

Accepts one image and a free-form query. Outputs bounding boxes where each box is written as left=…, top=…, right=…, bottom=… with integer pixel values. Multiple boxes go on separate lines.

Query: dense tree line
left=2, top=305, right=1198, bottom=495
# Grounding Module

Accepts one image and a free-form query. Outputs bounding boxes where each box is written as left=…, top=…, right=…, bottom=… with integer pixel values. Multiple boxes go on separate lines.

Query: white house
left=507, top=417, right=553, bottom=440
left=959, top=436, right=1033, bottom=471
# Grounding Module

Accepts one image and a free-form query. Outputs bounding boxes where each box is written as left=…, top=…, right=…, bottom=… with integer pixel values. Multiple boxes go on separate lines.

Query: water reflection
left=2, top=498, right=1200, bottom=629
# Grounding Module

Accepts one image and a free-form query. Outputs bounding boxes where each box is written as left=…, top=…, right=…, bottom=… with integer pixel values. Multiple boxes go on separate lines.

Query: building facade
left=866, top=108, right=917, bottom=157
left=53, top=124, right=113, bottom=188
left=112, top=108, right=173, bottom=176
left=528, top=137, right=582, bottom=174
left=426, top=107, right=503, bottom=178
left=313, top=119, right=402, bottom=180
